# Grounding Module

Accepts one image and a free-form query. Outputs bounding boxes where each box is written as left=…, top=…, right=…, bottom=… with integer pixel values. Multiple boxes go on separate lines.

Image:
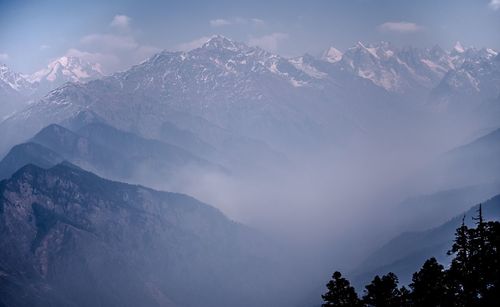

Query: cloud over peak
left=63, top=15, right=159, bottom=74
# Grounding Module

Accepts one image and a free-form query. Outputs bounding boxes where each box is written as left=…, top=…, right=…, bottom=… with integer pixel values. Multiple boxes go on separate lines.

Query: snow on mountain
left=0, top=36, right=364, bottom=156
left=453, top=41, right=465, bottom=54
left=433, top=50, right=500, bottom=101
left=0, top=57, right=104, bottom=120
left=334, top=41, right=424, bottom=92
left=28, top=56, right=103, bottom=86
left=2, top=36, right=499, bottom=156
left=311, top=41, right=500, bottom=96
left=0, top=64, right=38, bottom=119
left=289, top=55, right=328, bottom=79
left=322, top=47, right=343, bottom=63
left=0, top=64, right=35, bottom=92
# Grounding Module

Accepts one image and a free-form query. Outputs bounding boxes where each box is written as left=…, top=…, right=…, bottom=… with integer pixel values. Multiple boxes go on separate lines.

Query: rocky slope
left=0, top=163, right=294, bottom=307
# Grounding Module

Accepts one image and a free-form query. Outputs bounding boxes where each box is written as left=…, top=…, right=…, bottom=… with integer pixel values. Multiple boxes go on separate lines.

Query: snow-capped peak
left=322, top=47, right=343, bottom=63
left=0, top=63, right=35, bottom=92
left=486, top=48, right=498, bottom=57
left=352, top=41, right=380, bottom=59
left=28, top=56, right=103, bottom=84
left=201, top=35, right=246, bottom=52
left=453, top=41, right=465, bottom=54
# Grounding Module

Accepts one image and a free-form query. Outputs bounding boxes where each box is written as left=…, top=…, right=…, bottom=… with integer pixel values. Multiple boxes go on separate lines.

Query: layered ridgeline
left=0, top=57, right=103, bottom=119
left=420, top=127, right=500, bottom=191
left=352, top=194, right=500, bottom=289
left=348, top=127, right=500, bottom=288
left=2, top=37, right=499, bottom=159
left=0, top=163, right=299, bottom=307
left=392, top=126, right=500, bottom=230
left=0, top=123, right=225, bottom=191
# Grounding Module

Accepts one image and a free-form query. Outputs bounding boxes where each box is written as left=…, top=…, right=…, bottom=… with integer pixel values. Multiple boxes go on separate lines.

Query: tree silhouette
left=321, top=206, right=500, bottom=307
left=362, top=273, right=401, bottom=307
left=410, top=257, right=452, bottom=306
left=447, top=215, right=477, bottom=306
left=322, top=271, right=362, bottom=306
left=398, top=286, right=412, bottom=307
left=479, top=220, right=500, bottom=305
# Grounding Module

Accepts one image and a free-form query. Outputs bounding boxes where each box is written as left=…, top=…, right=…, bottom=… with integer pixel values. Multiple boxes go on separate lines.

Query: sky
left=1, top=0, right=500, bottom=74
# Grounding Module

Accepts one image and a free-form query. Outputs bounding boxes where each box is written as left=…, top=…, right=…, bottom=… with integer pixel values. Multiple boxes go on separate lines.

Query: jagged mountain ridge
left=0, top=36, right=404, bottom=157
left=28, top=56, right=103, bottom=84
left=2, top=36, right=499, bottom=160
left=0, top=57, right=103, bottom=119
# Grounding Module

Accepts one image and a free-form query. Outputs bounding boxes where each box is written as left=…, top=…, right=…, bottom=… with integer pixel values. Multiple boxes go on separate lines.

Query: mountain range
left=3, top=36, right=499, bottom=160
left=0, top=57, right=103, bottom=119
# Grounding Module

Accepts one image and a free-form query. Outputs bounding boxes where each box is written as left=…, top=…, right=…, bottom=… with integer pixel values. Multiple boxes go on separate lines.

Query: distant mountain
left=2, top=37, right=499, bottom=162
left=418, top=127, right=500, bottom=192
left=0, top=142, right=63, bottom=180
left=396, top=182, right=500, bottom=232
left=0, top=123, right=224, bottom=188
left=0, top=36, right=399, bottom=158
left=0, top=64, right=37, bottom=119
left=352, top=194, right=500, bottom=289
left=28, top=56, right=104, bottom=95
left=316, top=41, right=498, bottom=96
left=0, top=163, right=295, bottom=307
left=432, top=49, right=500, bottom=104
left=321, top=47, right=343, bottom=63
left=0, top=57, right=103, bottom=120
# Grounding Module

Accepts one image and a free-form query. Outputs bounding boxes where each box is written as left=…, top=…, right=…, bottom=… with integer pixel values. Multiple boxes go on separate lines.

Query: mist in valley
left=1, top=1, right=500, bottom=306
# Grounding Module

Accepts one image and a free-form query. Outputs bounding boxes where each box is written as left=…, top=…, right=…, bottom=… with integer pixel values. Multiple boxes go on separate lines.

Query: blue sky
left=1, top=0, right=499, bottom=74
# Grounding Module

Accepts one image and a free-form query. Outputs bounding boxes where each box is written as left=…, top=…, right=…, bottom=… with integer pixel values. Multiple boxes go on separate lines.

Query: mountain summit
left=29, top=56, right=104, bottom=86
left=201, top=35, right=249, bottom=52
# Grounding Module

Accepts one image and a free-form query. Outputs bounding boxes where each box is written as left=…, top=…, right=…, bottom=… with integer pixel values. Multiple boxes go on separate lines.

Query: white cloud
left=209, top=17, right=265, bottom=27
left=250, top=18, right=265, bottom=26
left=60, top=15, right=160, bottom=74
left=210, top=19, right=232, bottom=27
left=175, top=36, right=212, bottom=51
left=0, top=53, right=9, bottom=61
left=378, top=21, right=423, bottom=33
left=490, top=0, right=500, bottom=10
left=40, top=44, right=50, bottom=50
left=248, top=32, right=288, bottom=52
left=110, top=14, right=131, bottom=29
left=66, top=48, right=119, bottom=69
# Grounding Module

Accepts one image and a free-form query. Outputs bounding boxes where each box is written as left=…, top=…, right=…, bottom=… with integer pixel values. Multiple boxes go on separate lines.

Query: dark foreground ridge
left=0, top=163, right=292, bottom=307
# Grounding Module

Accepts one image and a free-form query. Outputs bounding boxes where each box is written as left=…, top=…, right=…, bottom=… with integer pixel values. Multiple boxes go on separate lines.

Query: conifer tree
left=480, top=221, right=500, bottom=305
left=410, top=257, right=452, bottom=306
left=362, top=273, right=401, bottom=307
left=321, top=271, right=362, bottom=307
left=398, top=286, right=412, bottom=307
left=321, top=210, right=500, bottom=307
left=447, top=215, right=477, bottom=306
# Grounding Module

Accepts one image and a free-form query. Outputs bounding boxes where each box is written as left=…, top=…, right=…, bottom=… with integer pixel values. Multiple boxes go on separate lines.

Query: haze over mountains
left=1, top=35, right=500, bottom=306
left=2, top=36, right=499, bottom=149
